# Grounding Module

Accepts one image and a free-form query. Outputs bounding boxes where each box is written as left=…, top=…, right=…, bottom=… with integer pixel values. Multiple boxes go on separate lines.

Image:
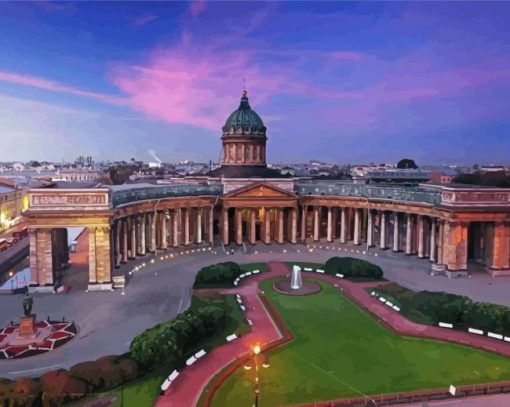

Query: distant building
left=58, top=169, right=102, bottom=183
left=428, top=171, right=454, bottom=184
left=366, top=169, right=430, bottom=185
left=0, top=185, right=24, bottom=231
left=479, top=165, right=506, bottom=173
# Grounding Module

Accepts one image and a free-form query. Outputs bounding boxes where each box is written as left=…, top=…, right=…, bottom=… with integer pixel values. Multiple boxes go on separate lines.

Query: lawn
left=210, top=278, right=510, bottom=407
left=70, top=294, right=250, bottom=407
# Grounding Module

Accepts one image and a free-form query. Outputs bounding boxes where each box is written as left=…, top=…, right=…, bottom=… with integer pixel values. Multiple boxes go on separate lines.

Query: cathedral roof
left=222, top=91, right=266, bottom=136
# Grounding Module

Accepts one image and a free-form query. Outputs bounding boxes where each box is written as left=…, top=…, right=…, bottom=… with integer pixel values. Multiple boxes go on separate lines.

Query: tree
left=396, top=158, right=418, bottom=169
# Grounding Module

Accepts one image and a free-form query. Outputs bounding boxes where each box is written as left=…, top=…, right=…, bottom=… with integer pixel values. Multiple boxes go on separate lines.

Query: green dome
left=222, top=91, right=266, bottom=136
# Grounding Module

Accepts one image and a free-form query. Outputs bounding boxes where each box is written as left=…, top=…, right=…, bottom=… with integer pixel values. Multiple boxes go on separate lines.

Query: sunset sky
left=1, top=1, right=509, bottom=165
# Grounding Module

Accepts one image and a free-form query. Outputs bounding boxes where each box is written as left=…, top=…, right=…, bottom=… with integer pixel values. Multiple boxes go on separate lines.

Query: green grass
left=70, top=293, right=250, bottom=407
left=210, top=278, right=510, bottom=407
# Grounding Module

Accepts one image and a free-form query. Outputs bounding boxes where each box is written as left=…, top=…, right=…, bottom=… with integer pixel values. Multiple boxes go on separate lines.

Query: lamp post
left=244, top=344, right=270, bottom=407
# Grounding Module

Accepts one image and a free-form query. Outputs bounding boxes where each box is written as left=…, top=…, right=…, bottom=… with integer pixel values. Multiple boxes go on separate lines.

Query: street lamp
left=244, top=344, right=270, bottom=407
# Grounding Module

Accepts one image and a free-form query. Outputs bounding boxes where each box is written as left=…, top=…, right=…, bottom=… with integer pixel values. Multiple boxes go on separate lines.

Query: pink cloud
left=109, top=45, right=292, bottom=130
left=132, top=13, right=158, bottom=27
left=0, top=71, right=126, bottom=106
left=189, top=0, right=206, bottom=17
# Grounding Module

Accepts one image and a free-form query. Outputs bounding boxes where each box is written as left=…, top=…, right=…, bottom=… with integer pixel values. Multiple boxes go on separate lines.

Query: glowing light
left=253, top=344, right=261, bottom=355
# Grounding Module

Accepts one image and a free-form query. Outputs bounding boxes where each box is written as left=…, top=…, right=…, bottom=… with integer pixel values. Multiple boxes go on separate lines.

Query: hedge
left=130, top=305, right=227, bottom=369
left=324, top=256, right=383, bottom=280
left=376, top=283, right=510, bottom=335
left=0, top=355, right=139, bottom=407
left=193, top=262, right=242, bottom=287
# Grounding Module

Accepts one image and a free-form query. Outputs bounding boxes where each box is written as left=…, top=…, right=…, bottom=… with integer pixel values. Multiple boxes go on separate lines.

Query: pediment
left=225, top=182, right=295, bottom=198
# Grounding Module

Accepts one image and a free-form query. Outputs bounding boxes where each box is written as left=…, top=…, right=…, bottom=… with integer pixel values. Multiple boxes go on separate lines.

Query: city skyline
left=1, top=1, right=510, bottom=164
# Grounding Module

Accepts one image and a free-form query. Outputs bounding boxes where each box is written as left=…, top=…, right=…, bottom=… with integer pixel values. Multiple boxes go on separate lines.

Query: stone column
left=114, top=221, right=121, bottom=268
left=122, top=219, right=128, bottom=263
left=327, top=207, right=333, bottom=242
left=183, top=208, right=190, bottom=245
left=380, top=211, right=387, bottom=249
left=89, top=227, right=97, bottom=284
left=277, top=208, right=284, bottom=244
left=392, top=212, right=399, bottom=252
left=313, top=207, right=320, bottom=241
left=264, top=208, right=271, bottom=244
left=88, top=226, right=112, bottom=289
left=196, top=208, right=203, bottom=244
left=367, top=210, right=373, bottom=247
left=437, top=220, right=444, bottom=265
left=30, top=229, right=54, bottom=287
left=417, top=215, right=424, bottom=258
left=353, top=208, right=361, bottom=245
left=405, top=214, right=413, bottom=255
left=161, top=212, right=168, bottom=249
left=442, top=221, right=468, bottom=270
left=150, top=213, right=156, bottom=252
left=429, top=218, right=436, bottom=262
left=340, top=208, right=347, bottom=243
left=222, top=208, right=229, bottom=245
left=489, top=222, right=510, bottom=273
left=249, top=209, right=256, bottom=244
left=139, top=214, right=146, bottom=256
left=130, top=217, right=136, bottom=259
left=300, top=206, right=306, bottom=242
left=291, top=207, right=297, bottom=244
left=173, top=209, right=180, bottom=247
left=208, top=207, right=214, bottom=244
left=235, top=208, right=243, bottom=245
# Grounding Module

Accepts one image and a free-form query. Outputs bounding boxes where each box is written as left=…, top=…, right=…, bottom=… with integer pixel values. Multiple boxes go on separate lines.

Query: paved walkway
left=156, top=261, right=510, bottom=407
left=155, top=261, right=287, bottom=407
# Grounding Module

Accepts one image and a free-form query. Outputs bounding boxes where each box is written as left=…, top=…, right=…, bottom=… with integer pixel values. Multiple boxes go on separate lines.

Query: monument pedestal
left=18, top=315, right=36, bottom=339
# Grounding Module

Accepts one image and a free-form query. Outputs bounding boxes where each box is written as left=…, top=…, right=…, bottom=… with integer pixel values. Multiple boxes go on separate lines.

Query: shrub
left=69, top=355, right=139, bottom=392
left=130, top=305, right=226, bottom=369
left=0, top=377, right=41, bottom=406
left=41, top=369, right=87, bottom=406
left=324, top=257, right=383, bottom=280
left=193, top=262, right=242, bottom=287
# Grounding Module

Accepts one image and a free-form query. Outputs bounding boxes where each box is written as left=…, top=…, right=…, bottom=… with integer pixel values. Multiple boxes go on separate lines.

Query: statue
left=22, top=292, right=33, bottom=317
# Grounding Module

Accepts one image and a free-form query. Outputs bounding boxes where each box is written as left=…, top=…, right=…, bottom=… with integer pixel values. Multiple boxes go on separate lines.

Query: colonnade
left=304, top=206, right=510, bottom=273
left=112, top=206, right=215, bottom=268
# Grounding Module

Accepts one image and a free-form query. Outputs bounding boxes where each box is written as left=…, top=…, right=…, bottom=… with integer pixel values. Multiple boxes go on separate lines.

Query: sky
left=0, top=1, right=510, bottom=165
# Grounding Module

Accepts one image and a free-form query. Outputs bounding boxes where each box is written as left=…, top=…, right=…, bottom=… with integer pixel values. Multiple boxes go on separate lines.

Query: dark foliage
left=324, top=256, right=384, bottom=280
left=193, top=262, right=242, bottom=287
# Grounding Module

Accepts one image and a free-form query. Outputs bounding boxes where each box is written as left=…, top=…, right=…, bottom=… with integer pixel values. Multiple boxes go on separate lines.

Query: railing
left=295, top=182, right=442, bottom=205
left=110, top=184, right=223, bottom=207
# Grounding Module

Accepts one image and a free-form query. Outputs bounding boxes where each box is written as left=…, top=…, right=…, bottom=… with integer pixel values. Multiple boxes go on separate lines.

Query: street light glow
left=253, top=344, right=261, bottom=355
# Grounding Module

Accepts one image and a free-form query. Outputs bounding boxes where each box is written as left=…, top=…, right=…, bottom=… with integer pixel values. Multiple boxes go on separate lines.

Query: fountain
left=291, top=265, right=303, bottom=290
left=273, top=265, right=321, bottom=296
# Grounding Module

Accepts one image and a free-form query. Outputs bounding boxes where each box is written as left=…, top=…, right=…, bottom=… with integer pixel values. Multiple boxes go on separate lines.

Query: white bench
left=240, top=305, right=245, bottom=311
left=316, top=269, right=325, bottom=274
left=379, top=297, right=386, bottom=303
left=336, top=273, right=344, bottom=278
left=439, top=322, right=453, bottom=329
left=386, top=301, right=394, bottom=308
left=226, top=333, right=238, bottom=342
left=468, top=328, right=484, bottom=335
left=160, top=370, right=180, bottom=392
left=195, top=349, right=207, bottom=359
left=304, top=267, right=313, bottom=272
left=236, top=298, right=243, bottom=304
left=392, top=305, right=400, bottom=312
left=488, top=332, right=503, bottom=340
left=252, top=270, right=260, bottom=274
left=185, top=356, right=197, bottom=366
left=245, top=272, right=252, bottom=276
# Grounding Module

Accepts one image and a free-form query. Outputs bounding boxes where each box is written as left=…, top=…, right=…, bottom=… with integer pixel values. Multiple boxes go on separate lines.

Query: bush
left=41, top=369, right=87, bottom=406
left=325, top=257, right=383, bottom=280
left=69, top=355, right=139, bottom=392
left=0, top=377, right=41, bottom=406
left=130, top=305, right=227, bottom=369
left=193, top=262, right=242, bottom=287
